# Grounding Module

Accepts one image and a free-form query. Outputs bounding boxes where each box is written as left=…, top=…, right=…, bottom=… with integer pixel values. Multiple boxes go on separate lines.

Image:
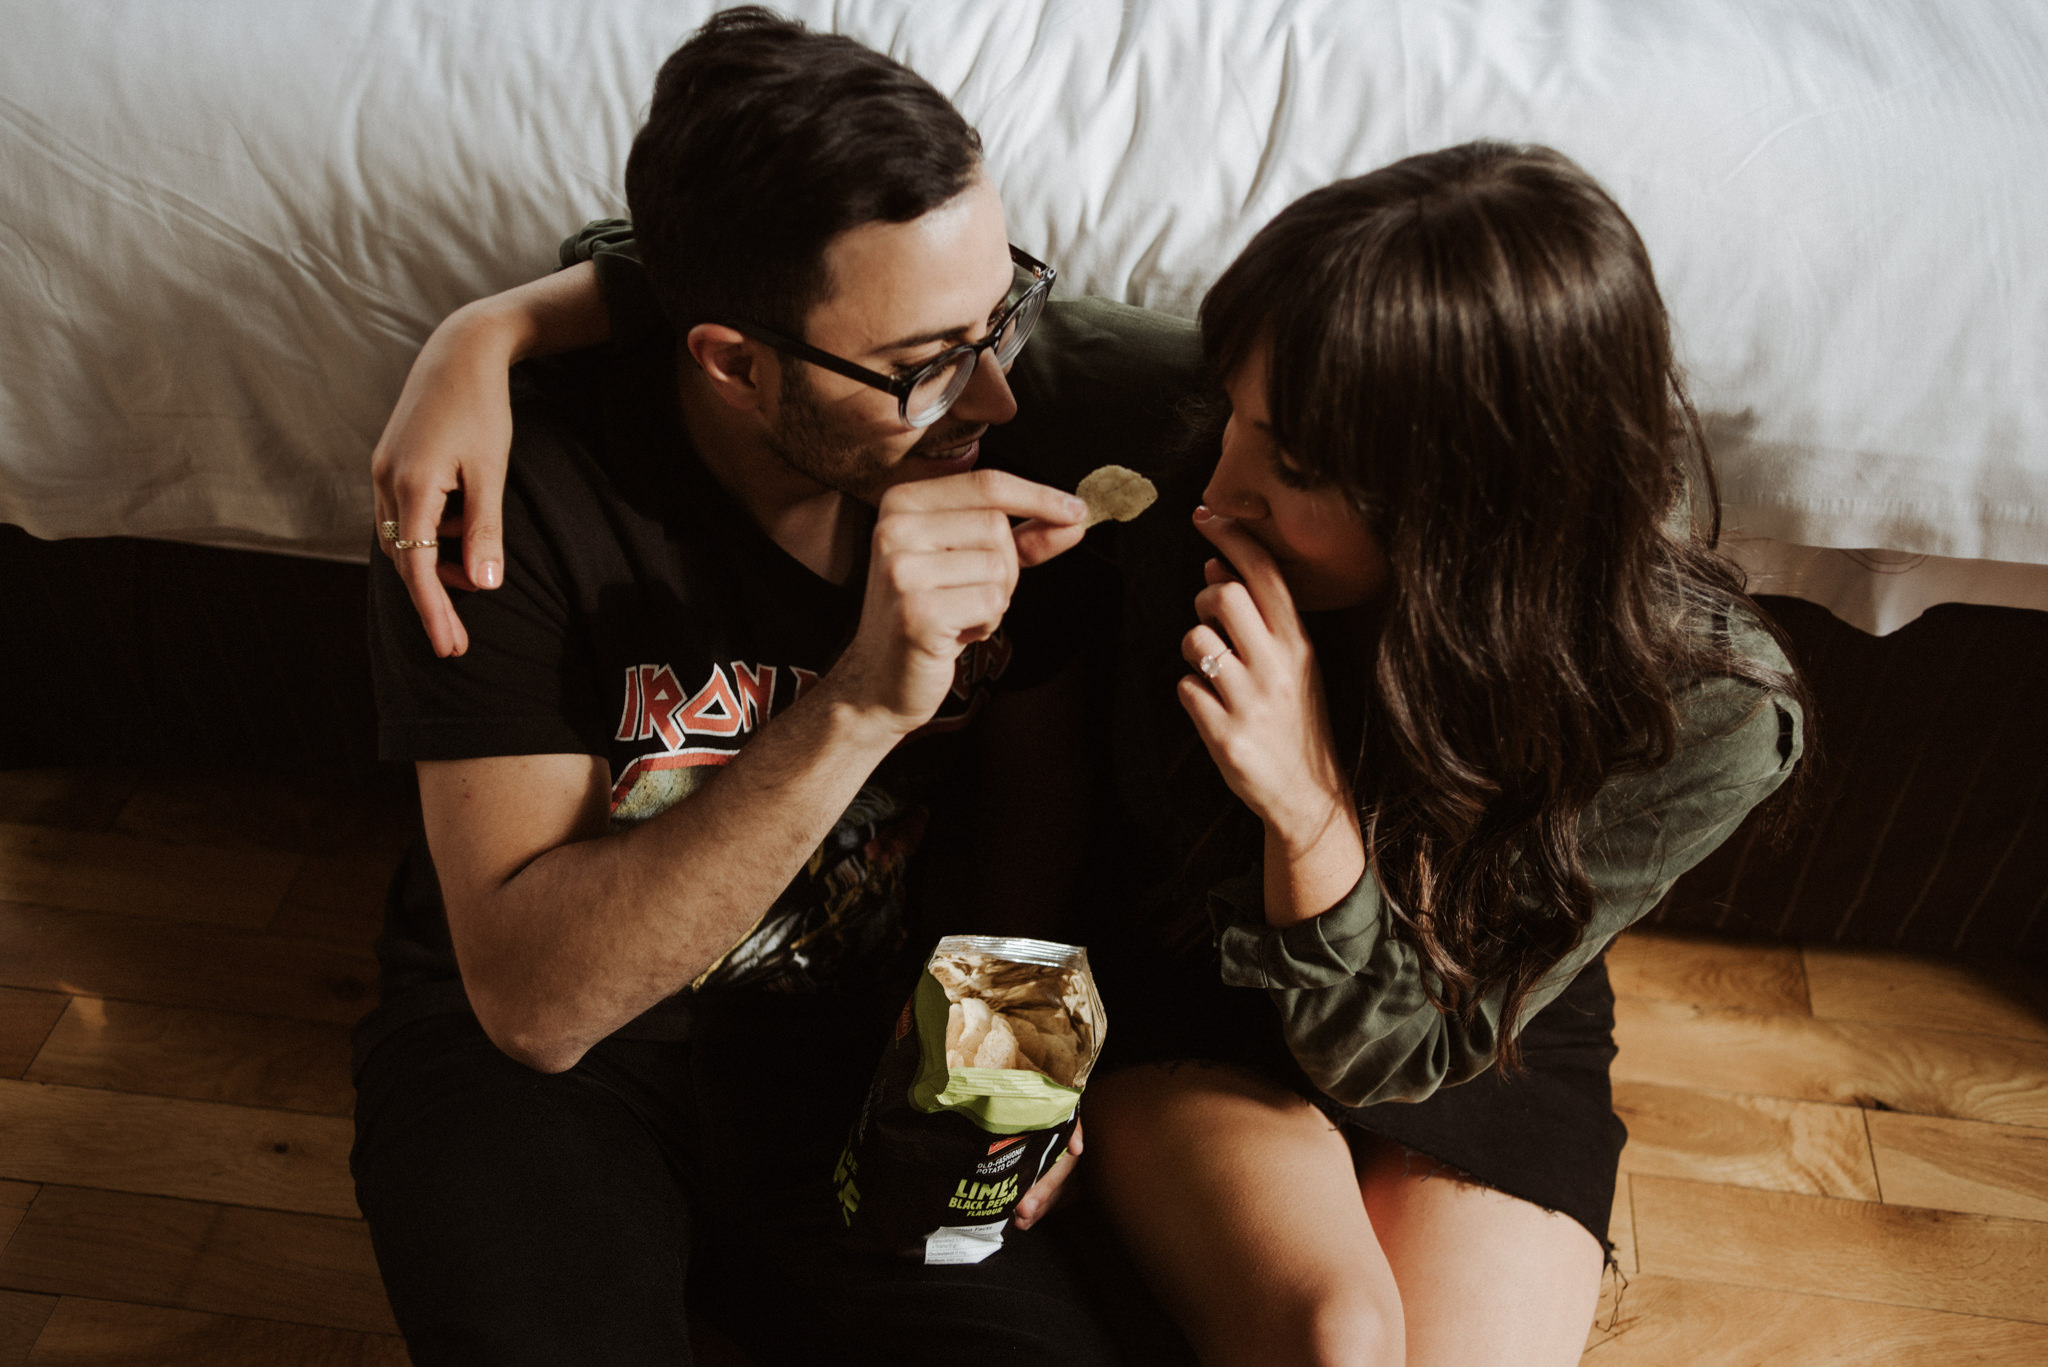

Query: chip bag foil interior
left=834, top=935, right=1106, bottom=1264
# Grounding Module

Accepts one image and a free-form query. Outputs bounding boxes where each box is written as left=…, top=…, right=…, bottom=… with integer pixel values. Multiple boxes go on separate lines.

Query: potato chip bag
left=834, top=935, right=1106, bottom=1264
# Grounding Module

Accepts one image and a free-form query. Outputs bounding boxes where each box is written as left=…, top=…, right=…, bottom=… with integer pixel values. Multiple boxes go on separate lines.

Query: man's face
left=762, top=171, right=1021, bottom=503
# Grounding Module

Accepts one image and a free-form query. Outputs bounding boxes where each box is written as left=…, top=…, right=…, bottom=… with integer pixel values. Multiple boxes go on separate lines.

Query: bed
left=3, top=0, right=2044, bottom=948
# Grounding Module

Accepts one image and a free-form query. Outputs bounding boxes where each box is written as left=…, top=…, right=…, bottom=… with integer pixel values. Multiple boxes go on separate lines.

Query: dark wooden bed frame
left=5, top=523, right=2042, bottom=955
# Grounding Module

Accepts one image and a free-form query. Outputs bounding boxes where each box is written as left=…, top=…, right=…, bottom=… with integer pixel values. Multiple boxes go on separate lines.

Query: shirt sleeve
left=367, top=399, right=612, bottom=762
left=1208, top=669, right=1805, bottom=1108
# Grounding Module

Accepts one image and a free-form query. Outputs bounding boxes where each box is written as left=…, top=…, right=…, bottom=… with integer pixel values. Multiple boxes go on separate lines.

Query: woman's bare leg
left=1084, top=1063, right=1403, bottom=1367
left=1353, top=1137, right=1605, bottom=1367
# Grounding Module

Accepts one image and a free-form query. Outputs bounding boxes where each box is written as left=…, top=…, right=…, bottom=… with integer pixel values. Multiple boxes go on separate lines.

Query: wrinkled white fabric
left=3, top=0, right=2043, bottom=616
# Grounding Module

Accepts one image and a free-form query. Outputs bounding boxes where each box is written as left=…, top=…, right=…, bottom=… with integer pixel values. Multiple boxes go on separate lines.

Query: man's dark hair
left=625, top=6, right=985, bottom=337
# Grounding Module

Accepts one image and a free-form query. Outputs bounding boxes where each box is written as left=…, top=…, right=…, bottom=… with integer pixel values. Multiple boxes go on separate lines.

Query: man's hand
left=826, top=469, right=1089, bottom=733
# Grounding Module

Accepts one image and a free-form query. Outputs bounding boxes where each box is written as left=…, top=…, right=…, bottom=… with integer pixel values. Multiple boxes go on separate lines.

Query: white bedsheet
left=3, top=0, right=2043, bottom=631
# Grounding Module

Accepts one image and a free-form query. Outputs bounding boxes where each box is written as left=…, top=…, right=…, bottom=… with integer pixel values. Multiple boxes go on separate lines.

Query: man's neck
left=673, top=360, right=871, bottom=586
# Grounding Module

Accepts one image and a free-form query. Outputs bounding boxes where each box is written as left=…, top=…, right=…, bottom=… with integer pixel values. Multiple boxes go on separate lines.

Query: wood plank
left=1631, top=1173, right=2048, bottom=1323
left=0, top=1187, right=395, bottom=1336
left=112, top=771, right=410, bottom=861
left=1613, top=1080, right=1879, bottom=1200
left=0, top=994, right=65, bottom=1081
left=1613, top=996, right=2048, bottom=1128
left=0, top=771, right=135, bottom=833
left=0, top=1079, right=356, bottom=1219
left=0, top=901, right=376, bottom=1026
left=1868, top=1110, right=2048, bottom=1222
left=25, top=998, right=353, bottom=1116
left=23, top=1297, right=409, bottom=1367
left=0, top=824, right=299, bottom=928
left=1607, top=930, right=1809, bottom=1015
left=1804, top=946, right=2048, bottom=1043
left=0, top=1184, right=37, bottom=1254
left=271, top=853, right=398, bottom=946
left=0, top=1291, right=57, bottom=1367
left=1579, top=1272, right=2048, bottom=1366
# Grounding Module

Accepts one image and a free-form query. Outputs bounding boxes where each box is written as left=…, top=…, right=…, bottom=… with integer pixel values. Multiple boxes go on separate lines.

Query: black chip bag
left=833, top=935, right=1106, bottom=1264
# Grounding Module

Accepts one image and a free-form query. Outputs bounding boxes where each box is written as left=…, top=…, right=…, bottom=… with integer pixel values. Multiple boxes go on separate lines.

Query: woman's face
left=1202, top=341, right=1391, bottom=612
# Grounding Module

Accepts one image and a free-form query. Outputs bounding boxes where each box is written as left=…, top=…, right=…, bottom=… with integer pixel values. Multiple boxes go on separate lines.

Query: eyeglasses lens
left=906, top=359, right=973, bottom=427
left=995, top=285, right=1045, bottom=367
left=901, top=277, right=1049, bottom=427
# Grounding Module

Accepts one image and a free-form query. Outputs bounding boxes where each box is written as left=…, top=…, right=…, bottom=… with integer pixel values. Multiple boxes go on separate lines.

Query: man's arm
left=421, top=687, right=906, bottom=1074
left=421, top=470, right=1090, bottom=1074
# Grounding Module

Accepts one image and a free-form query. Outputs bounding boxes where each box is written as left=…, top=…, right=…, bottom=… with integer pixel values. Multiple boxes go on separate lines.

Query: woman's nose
left=1203, top=436, right=1269, bottom=519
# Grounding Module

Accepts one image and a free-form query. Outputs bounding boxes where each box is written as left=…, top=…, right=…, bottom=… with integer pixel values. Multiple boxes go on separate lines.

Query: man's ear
left=685, top=324, right=768, bottom=413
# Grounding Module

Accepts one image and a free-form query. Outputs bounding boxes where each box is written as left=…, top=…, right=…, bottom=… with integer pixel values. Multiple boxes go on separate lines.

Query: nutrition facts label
left=922, top=1221, right=1009, bottom=1265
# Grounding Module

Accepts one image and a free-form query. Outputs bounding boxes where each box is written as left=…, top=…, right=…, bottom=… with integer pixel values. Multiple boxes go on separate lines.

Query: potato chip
left=1076, top=464, right=1159, bottom=528
left=1038, top=1032, right=1078, bottom=1087
left=955, top=997, right=992, bottom=1062
left=972, top=1014, right=1019, bottom=1070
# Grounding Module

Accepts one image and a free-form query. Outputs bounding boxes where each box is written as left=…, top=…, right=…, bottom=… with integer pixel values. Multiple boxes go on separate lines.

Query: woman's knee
left=1221, top=1284, right=1402, bottom=1367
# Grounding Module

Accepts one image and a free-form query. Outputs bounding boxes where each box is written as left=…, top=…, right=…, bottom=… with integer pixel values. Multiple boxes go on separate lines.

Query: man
left=359, top=10, right=1151, bottom=1363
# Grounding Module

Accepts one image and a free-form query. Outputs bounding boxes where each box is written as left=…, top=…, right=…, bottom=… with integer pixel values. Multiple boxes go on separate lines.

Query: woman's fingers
left=1192, top=507, right=1300, bottom=634
left=381, top=481, right=465, bottom=657
left=458, top=471, right=507, bottom=592
left=1181, top=622, right=1243, bottom=696
left=1196, top=577, right=1279, bottom=665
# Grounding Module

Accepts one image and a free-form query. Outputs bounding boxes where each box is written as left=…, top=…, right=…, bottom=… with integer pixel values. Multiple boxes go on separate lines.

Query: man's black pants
left=351, top=981, right=1122, bottom=1365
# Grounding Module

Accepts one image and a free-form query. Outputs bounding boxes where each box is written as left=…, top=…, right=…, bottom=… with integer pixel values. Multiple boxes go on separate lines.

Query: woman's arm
left=1209, top=669, right=1803, bottom=1106
left=369, top=259, right=611, bottom=658
left=1173, top=509, right=1805, bottom=1105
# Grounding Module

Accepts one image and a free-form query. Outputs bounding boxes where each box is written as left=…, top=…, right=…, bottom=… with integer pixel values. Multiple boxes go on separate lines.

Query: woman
left=372, top=143, right=1803, bottom=1365
left=1070, top=143, right=1804, bottom=1367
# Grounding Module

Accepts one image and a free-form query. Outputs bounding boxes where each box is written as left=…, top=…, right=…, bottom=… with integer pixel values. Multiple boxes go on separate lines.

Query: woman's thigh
left=1354, top=1137, right=1605, bottom=1367
left=1084, top=1062, right=1403, bottom=1367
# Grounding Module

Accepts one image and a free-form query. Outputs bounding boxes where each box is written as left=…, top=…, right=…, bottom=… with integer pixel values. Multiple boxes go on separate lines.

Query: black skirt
left=1090, top=943, right=1627, bottom=1248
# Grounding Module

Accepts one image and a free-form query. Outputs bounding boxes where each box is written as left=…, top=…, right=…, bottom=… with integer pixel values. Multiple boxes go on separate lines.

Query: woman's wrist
left=1261, top=794, right=1366, bottom=928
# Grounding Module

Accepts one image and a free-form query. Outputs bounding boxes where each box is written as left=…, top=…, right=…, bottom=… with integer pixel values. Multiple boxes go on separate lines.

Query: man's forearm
left=435, top=682, right=905, bottom=1072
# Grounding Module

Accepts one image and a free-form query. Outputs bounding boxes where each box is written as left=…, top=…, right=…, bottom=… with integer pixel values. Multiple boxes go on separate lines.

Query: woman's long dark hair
left=1199, top=142, right=1806, bottom=1070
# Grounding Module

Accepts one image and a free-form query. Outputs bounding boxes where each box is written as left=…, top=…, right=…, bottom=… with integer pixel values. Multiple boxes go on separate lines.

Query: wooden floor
left=0, top=767, right=2043, bottom=1366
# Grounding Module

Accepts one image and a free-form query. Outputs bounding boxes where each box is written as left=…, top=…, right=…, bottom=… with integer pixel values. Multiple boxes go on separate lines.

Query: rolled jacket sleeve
left=558, top=219, right=671, bottom=348
left=1210, top=661, right=1804, bottom=1109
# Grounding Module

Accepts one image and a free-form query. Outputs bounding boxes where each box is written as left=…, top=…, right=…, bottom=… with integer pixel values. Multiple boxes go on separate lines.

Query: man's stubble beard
left=765, top=364, right=980, bottom=504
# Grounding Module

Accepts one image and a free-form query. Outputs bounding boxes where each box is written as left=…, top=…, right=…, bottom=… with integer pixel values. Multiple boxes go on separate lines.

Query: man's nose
left=953, top=348, right=1019, bottom=427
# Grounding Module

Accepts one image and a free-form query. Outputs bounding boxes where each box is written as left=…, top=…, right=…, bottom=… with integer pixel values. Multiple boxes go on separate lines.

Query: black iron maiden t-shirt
left=359, top=340, right=1068, bottom=1069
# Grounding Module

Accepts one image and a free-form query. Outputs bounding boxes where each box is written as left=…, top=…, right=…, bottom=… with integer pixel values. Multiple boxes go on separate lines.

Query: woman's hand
left=370, top=300, right=519, bottom=658
left=1179, top=507, right=1365, bottom=925
left=370, top=260, right=613, bottom=658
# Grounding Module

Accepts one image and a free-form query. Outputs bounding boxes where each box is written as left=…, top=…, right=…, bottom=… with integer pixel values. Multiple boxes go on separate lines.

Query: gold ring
left=378, top=520, right=400, bottom=542
left=1198, top=649, right=1233, bottom=680
left=392, top=537, right=438, bottom=552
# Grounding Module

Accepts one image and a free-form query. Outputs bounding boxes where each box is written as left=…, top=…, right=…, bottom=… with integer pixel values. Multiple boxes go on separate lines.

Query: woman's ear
left=685, top=323, right=767, bottom=413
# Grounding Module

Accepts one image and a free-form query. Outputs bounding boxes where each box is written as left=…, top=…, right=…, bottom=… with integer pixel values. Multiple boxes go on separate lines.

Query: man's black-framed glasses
left=736, top=246, right=1056, bottom=429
